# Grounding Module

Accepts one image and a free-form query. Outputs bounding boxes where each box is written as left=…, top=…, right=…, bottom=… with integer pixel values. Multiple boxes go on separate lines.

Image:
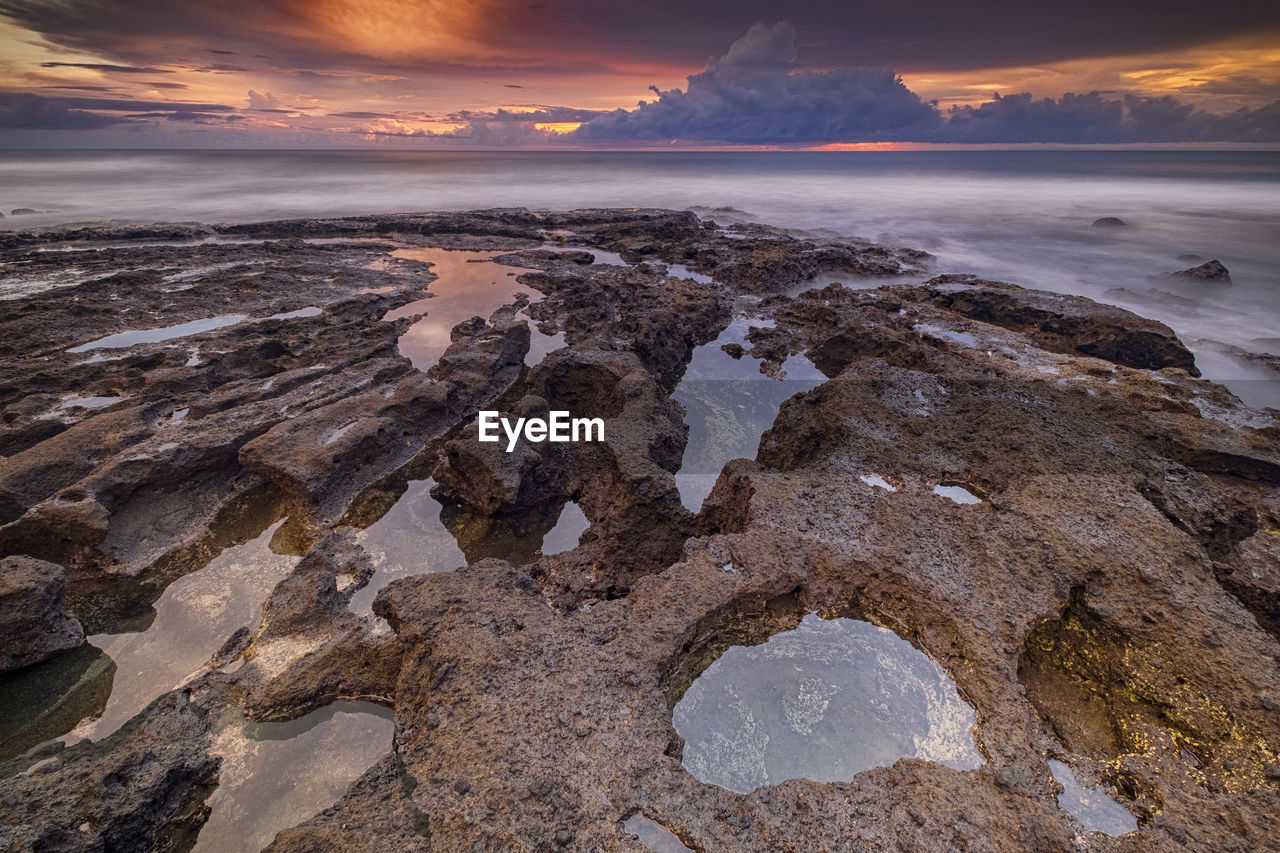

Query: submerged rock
left=1172, top=258, right=1232, bottom=283
left=1091, top=216, right=1127, bottom=227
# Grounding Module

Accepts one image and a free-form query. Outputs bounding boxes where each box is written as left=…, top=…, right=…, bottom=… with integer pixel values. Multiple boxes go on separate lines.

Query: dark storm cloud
left=1213, top=101, right=1280, bottom=140
left=40, top=61, right=173, bottom=73
left=576, top=22, right=939, bottom=142
left=941, top=92, right=1280, bottom=143
left=942, top=92, right=1181, bottom=142
left=574, top=23, right=1280, bottom=144
left=494, top=0, right=1280, bottom=72
left=35, top=95, right=237, bottom=113
left=161, top=111, right=239, bottom=122
left=4, top=0, right=1277, bottom=75
left=146, top=81, right=189, bottom=89
left=0, top=92, right=129, bottom=129
left=3, top=0, right=295, bottom=66
left=122, top=110, right=240, bottom=122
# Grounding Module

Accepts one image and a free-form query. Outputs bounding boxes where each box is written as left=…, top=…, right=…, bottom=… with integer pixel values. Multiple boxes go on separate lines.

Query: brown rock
left=0, top=556, right=84, bottom=672
left=1172, top=259, right=1232, bottom=283
left=909, top=274, right=1201, bottom=375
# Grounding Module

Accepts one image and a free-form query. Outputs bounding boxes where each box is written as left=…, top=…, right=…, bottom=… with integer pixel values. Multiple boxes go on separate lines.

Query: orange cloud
left=283, top=0, right=501, bottom=61
left=901, top=31, right=1280, bottom=110
left=533, top=121, right=581, bottom=134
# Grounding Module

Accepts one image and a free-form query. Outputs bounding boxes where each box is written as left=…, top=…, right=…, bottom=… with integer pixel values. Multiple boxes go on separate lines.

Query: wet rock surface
left=0, top=689, right=221, bottom=851
left=0, top=209, right=1276, bottom=851
left=0, top=556, right=83, bottom=672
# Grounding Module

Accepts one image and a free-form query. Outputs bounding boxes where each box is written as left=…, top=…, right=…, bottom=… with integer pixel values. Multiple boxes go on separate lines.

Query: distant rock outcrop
left=1173, top=259, right=1232, bottom=283
left=1091, top=216, right=1127, bottom=227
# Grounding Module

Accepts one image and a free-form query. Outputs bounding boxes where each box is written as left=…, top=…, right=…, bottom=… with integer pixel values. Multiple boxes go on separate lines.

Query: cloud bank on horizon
left=575, top=22, right=1280, bottom=145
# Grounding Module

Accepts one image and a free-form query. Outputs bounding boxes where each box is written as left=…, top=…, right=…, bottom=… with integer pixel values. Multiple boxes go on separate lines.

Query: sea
left=2, top=148, right=1277, bottom=407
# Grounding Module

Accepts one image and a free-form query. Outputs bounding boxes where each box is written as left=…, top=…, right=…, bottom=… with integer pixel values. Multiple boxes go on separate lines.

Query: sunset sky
left=1, top=0, right=1278, bottom=146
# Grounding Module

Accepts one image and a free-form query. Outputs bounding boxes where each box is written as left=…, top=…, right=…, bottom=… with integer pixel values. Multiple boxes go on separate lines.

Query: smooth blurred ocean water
left=2, top=149, right=1277, bottom=404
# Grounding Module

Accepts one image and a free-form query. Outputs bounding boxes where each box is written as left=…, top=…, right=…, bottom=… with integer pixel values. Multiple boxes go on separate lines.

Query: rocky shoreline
left=0, top=209, right=1277, bottom=851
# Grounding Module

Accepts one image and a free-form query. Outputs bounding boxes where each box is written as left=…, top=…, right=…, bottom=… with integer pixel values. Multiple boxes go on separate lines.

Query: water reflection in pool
left=0, top=644, right=115, bottom=760
left=672, top=614, right=981, bottom=792
left=381, top=248, right=556, bottom=371
left=194, top=701, right=393, bottom=853
left=349, top=479, right=464, bottom=614
left=67, top=314, right=247, bottom=352
left=1049, top=758, right=1138, bottom=836
left=673, top=317, right=824, bottom=512
left=76, top=519, right=298, bottom=741
left=622, top=813, right=692, bottom=852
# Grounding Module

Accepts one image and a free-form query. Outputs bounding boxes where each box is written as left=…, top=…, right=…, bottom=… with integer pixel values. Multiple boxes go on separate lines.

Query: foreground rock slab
left=0, top=209, right=1276, bottom=852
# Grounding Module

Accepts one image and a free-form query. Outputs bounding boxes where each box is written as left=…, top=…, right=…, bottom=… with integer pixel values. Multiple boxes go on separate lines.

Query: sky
left=0, top=0, right=1278, bottom=147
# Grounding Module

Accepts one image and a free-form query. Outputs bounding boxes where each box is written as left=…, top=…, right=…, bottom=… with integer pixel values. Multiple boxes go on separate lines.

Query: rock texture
left=0, top=690, right=220, bottom=851
left=0, top=209, right=1276, bottom=852
left=0, top=556, right=84, bottom=672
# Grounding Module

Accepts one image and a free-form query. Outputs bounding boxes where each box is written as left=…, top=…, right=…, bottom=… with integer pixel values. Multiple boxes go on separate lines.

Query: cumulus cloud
left=942, top=91, right=1280, bottom=143
left=443, top=120, right=566, bottom=145
left=943, top=91, right=1182, bottom=142
left=247, top=89, right=283, bottom=110
left=573, top=22, right=1280, bottom=145
left=576, top=22, right=939, bottom=143
left=1206, top=100, right=1280, bottom=141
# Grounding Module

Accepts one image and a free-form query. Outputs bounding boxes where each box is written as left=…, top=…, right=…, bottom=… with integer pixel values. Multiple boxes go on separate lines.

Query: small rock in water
left=720, top=342, right=745, bottom=359
left=1176, top=253, right=1205, bottom=264
left=11, top=208, right=36, bottom=215
left=1091, top=217, right=1126, bottom=228
left=1172, top=259, right=1231, bottom=283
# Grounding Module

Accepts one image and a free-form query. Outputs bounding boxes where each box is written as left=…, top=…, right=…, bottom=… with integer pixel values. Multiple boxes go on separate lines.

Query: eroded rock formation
left=0, top=209, right=1276, bottom=852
